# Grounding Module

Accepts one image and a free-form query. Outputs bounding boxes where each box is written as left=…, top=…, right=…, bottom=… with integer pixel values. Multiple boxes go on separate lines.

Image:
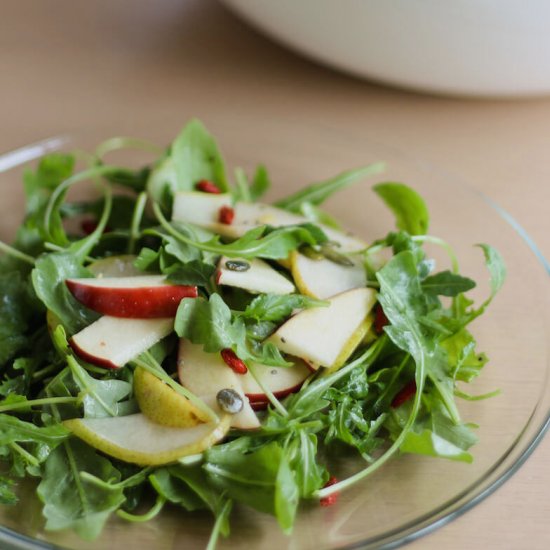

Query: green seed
left=216, top=388, right=244, bottom=414
left=225, top=260, right=251, bottom=272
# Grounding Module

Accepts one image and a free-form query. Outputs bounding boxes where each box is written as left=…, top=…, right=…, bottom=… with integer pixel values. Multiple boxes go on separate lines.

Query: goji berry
left=195, top=180, right=221, bottom=194
left=218, top=205, right=235, bottom=225
left=220, top=349, right=248, bottom=374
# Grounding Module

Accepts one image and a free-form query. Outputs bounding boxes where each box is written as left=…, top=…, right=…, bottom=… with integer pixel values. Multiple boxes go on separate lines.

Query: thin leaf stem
left=127, top=191, right=148, bottom=254
left=116, top=495, right=166, bottom=523
left=206, top=499, right=232, bottom=550
left=412, top=235, right=459, bottom=273
left=0, top=240, right=36, bottom=265
left=9, top=442, right=40, bottom=467
left=0, top=396, right=78, bottom=413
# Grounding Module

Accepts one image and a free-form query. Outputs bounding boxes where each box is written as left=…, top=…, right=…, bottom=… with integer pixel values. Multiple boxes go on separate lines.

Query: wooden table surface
left=1, top=1, right=549, bottom=549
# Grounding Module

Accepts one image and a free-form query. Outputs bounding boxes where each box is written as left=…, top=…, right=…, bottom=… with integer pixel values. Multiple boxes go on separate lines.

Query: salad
left=0, top=120, right=505, bottom=547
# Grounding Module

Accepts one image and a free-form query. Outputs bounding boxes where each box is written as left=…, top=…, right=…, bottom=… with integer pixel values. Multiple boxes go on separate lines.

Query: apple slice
left=70, top=316, right=174, bottom=369
left=133, top=367, right=210, bottom=427
left=171, top=194, right=365, bottom=252
left=178, top=341, right=311, bottom=402
left=268, top=287, right=377, bottom=370
left=290, top=251, right=366, bottom=299
left=216, top=256, right=295, bottom=295
left=63, top=413, right=230, bottom=466
left=88, top=255, right=143, bottom=278
left=66, top=275, right=197, bottom=318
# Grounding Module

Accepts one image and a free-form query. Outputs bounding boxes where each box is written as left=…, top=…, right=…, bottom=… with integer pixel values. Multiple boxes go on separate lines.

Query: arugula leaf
left=148, top=120, right=228, bottom=210
left=175, top=295, right=291, bottom=367
left=0, top=415, right=68, bottom=447
left=250, top=165, right=271, bottom=202
left=284, top=431, right=326, bottom=498
left=274, top=163, right=385, bottom=212
left=37, top=439, right=125, bottom=539
left=149, top=468, right=208, bottom=511
left=0, top=476, right=18, bottom=505
left=374, top=182, right=430, bottom=236
left=0, top=271, right=42, bottom=366
left=175, top=295, right=246, bottom=354
left=205, top=441, right=299, bottom=533
left=32, top=252, right=98, bottom=334
left=166, top=259, right=216, bottom=288
left=422, top=270, right=476, bottom=297
left=240, top=294, right=327, bottom=322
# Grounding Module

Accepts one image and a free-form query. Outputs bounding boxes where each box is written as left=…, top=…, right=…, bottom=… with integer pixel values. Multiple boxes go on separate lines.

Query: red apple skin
left=246, top=381, right=305, bottom=403
left=68, top=337, right=120, bottom=370
left=66, top=280, right=198, bottom=318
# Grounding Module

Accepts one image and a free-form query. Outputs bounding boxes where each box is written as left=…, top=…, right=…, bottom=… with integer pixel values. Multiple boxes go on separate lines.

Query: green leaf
left=285, top=431, right=326, bottom=498
left=205, top=441, right=298, bottom=533
left=37, top=439, right=125, bottom=539
left=274, top=163, right=385, bottom=212
left=173, top=120, right=228, bottom=192
left=0, top=271, right=41, bottom=366
left=0, top=476, right=18, bottom=505
left=175, top=294, right=291, bottom=367
left=147, top=120, right=228, bottom=210
left=477, top=243, right=506, bottom=301
left=240, top=294, right=327, bottom=322
left=175, top=295, right=246, bottom=354
left=32, top=252, right=99, bottom=334
left=0, top=414, right=69, bottom=447
left=374, top=182, right=430, bottom=235
left=66, top=355, right=132, bottom=418
left=250, top=165, right=271, bottom=202
left=166, top=259, right=216, bottom=288
left=421, top=270, right=476, bottom=297
left=149, top=468, right=208, bottom=511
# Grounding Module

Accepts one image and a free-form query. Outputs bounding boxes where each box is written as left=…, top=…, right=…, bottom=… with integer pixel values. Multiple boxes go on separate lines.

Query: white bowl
left=221, top=0, right=550, bottom=97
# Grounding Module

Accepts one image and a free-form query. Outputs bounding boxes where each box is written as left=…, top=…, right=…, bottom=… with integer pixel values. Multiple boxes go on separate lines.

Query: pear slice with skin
left=268, top=287, right=377, bottom=370
left=133, top=367, right=210, bottom=428
left=289, top=251, right=366, bottom=299
left=217, top=256, right=295, bottom=295
left=63, top=413, right=230, bottom=466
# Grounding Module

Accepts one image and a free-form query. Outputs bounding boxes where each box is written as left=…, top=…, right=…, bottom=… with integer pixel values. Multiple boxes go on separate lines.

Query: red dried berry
left=195, top=180, right=221, bottom=194
left=220, top=349, right=248, bottom=375
left=218, top=205, right=235, bottom=225
left=374, top=304, right=389, bottom=334
left=320, top=476, right=339, bottom=507
left=391, top=380, right=417, bottom=408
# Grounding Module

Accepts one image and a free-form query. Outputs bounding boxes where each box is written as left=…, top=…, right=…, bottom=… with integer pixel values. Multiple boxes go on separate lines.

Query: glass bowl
left=0, top=128, right=549, bottom=550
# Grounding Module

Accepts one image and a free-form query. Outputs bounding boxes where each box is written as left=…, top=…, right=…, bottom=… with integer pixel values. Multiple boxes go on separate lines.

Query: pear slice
left=69, top=316, right=174, bottom=369
left=289, top=251, right=366, bottom=299
left=63, top=413, right=230, bottom=466
left=171, top=194, right=365, bottom=252
left=171, top=191, right=233, bottom=229
left=268, top=287, right=377, bottom=370
left=217, top=256, right=295, bottom=295
left=133, top=367, right=210, bottom=428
